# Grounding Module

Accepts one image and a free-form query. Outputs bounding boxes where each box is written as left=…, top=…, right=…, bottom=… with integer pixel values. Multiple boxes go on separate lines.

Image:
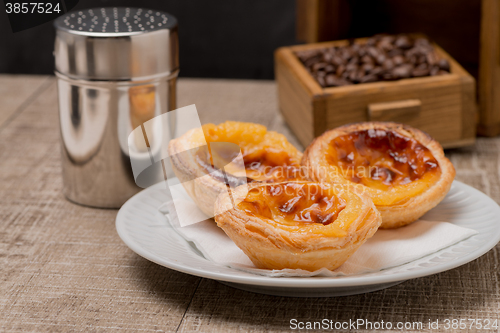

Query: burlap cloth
left=0, top=75, right=498, bottom=332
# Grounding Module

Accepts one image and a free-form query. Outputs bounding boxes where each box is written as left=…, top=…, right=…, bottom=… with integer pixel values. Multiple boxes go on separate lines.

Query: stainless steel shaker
left=54, top=7, right=179, bottom=208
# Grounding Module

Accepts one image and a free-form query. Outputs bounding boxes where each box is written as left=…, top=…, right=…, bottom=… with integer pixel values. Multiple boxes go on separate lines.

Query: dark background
left=0, top=0, right=481, bottom=80
left=0, top=0, right=297, bottom=79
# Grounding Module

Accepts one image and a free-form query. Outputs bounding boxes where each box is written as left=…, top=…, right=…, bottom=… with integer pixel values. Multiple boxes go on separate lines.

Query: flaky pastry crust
left=168, top=122, right=303, bottom=217
left=302, top=122, right=455, bottom=228
left=214, top=182, right=382, bottom=271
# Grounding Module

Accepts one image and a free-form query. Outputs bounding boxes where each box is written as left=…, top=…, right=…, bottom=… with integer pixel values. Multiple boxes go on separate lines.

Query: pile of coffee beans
left=295, top=34, right=451, bottom=88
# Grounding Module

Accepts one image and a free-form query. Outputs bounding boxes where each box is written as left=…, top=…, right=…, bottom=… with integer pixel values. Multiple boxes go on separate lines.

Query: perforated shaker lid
left=54, top=7, right=179, bottom=80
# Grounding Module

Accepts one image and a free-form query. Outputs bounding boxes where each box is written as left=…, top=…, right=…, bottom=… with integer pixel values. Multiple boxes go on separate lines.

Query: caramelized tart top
left=199, top=121, right=305, bottom=183
left=239, top=182, right=346, bottom=226
left=228, top=180, right=380, bottom=237
left=323, top=128, right=442, bottom=206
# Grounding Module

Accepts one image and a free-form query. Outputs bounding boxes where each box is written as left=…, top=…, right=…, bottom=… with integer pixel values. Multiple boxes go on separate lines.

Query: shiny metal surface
left=57, top=73, right=178, bottom=208
left=55, top=7, right=179, bottom=208
left=54, top=8, right=179, bottom=80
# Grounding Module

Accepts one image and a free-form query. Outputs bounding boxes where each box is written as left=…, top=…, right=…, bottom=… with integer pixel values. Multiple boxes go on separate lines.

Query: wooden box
left=275, top=38, right=477, bottom=149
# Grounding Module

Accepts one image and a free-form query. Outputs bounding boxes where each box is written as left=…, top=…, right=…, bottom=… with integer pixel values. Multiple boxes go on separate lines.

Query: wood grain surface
left=478, top=0, right=500, bottom=136
left=0, top=75, right=499, bottom=332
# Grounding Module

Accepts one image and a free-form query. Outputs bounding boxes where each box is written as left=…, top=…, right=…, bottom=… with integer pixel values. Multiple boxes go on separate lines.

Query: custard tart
left=168, top=121, right=305, bottom=217
left=302, top=122, right=455, bottom=229
left=215, top=181, right=381, bottom=271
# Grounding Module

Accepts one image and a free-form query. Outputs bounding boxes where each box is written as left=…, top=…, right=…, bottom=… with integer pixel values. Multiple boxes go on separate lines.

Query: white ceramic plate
left=116, top=180, right=500, bottom=297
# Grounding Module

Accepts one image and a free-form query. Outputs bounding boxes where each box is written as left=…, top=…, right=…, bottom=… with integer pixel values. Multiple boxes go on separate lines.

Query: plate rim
left=116, top=180, right=500, bottom=288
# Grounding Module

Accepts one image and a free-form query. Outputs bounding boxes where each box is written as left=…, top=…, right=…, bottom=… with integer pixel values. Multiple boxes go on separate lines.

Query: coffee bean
left=362, top=63, right=375, bottom=72
left=393, top=64, right=413, bottom=78
left=368, top=46, right=379, bottom=58
left=295, top=34, right=451, bottom=87
left=304, top=57, right=320, bottom=68
left=361, top=55, right=374, bottom=64
left=336, top=65, right=346, bottom=77
left=377, top=39, right=393, bottom=51
left=316, top=70, right=326, bottom=77
left=346, top=63, right=358, bottom=72
left=380, top=35, right=395, bottom=44
left=370, top=67, right=383, bottom=76
left=325, top=74, right=337, bottom=86
left=417, top=55, right=427, bottom=65
left=341, top=49, right=354, bottom=61
left=348, top=56, right=359, bottom=65
left=295, top=50, right=319, bottom=63
left=382, top=73, right=397, bottom=81
left=438, top=59, right=450, bottom=71
left=430, top=66, right=440, bottom=76
left=416, top=63, right=428, bottom=70
left=312, top=62, right=327, bottom=72
left=387, top=48, right=404, bottom=57
left=392, top=55, right=405, bottom=66
left=383, top=59, right=395, bottom=70
left=322, top=52, right=333, bottom=63
left=349, top=69, right=365, bottom=83
left=326, top=75, right=351, bottom=87
left=366, top=38, right=377, bottom=46
left=325, top=65, right=335, bottom=74
left=348, top=71, right=358, bottom=83
left=394, top=35, right=412, bottom=49
left=332, top=55, right=344, bottom=66
left=405, top=48, right=419, bottom=58
left=414, top=38, right=430, bottom=47
left=357, top=45, right=368, bottom=58
left=316, top=75, right=326, bottom=87
left=376, top=54, right=387, bottom=65
left=360, top=74, right=378, bottom=83
left=412, top=66, right=430, bottom=77
left=426, top=51, right=439, bottom=66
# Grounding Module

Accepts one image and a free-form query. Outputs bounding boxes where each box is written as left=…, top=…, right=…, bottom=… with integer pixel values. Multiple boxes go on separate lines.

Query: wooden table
left=0, top=75, right=499, bottom=332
